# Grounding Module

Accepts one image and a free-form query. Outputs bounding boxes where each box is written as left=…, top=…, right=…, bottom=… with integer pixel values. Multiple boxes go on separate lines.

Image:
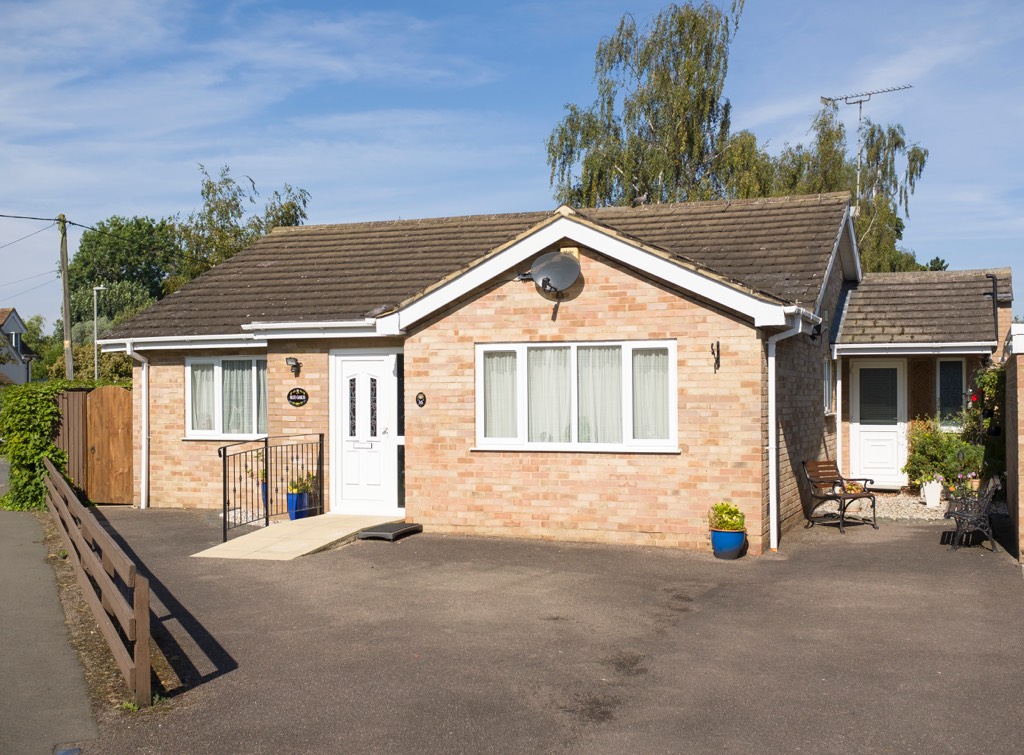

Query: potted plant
left=708, top=501, right=746, bottom=559
left=287, top=473, right=314, bottom=520
left=918, top=472, right=944, bottom=508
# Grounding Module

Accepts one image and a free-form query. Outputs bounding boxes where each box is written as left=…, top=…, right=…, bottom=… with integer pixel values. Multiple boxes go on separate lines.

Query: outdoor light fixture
left=285, top=357, right=302, bottom=377
left=808, top=323, right=824, bottom=341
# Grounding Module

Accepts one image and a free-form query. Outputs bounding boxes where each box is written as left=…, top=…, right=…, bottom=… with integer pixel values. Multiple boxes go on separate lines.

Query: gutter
left=124, top=340, right=149, bottom=510
left=766, top=307, right=820, bottom=551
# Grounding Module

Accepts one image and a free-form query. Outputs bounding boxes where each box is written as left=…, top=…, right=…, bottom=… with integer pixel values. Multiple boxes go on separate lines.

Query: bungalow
left=99, top=193, right=1013, bottom=555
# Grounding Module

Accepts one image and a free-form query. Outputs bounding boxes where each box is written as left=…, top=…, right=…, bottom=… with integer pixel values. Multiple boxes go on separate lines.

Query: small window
left=937, top=359, right=965, bottom=427
left=186, top=357, right=268, bottom=437
left=823, top=358, right=833, bottom=414
left=476, top=340, right=677, bottom=451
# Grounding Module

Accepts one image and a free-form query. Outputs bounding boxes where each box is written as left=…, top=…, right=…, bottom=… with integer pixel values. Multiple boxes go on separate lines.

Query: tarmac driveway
left=74, top=508, right=1024, bottom=754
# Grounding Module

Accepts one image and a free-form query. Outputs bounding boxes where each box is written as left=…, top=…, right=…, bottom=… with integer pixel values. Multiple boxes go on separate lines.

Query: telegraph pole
left=58, top=213, right=74, bottom=379
left=820, top=84, right=912, bottom=215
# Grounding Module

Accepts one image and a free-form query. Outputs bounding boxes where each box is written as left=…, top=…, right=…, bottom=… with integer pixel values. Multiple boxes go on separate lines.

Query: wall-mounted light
left=808, top=323, right=824, bottom=341
left=285, top=357, right=302, bottom=377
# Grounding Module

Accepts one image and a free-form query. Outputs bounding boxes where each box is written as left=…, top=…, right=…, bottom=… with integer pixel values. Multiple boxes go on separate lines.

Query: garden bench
left=801, top=460, right=878, bottom=533
left=944, top=476, right=1001, bottom=552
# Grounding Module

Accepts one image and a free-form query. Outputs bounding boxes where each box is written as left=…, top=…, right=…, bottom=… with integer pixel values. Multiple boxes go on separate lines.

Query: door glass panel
left=370, top=377, right=378, bottom=437
left=348, top=377, right=357, bottom=437
left=859, top=368, right=898, bottom=425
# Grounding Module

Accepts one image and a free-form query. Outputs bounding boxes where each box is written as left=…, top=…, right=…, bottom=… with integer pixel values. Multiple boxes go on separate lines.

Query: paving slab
left=191, top=514, right=401, bottom=560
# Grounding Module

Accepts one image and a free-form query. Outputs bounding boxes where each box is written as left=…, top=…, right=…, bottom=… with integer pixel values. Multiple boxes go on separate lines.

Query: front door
left=331, top=350, right=404, bottom=516
left=850, top=359, right=907, bottom=489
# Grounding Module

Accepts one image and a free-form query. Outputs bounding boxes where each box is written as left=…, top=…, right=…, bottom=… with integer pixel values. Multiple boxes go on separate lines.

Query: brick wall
left=404, top=248, right=768, bottom=553
left=774, top=251, right=844, bottom=541
left=137, top=340, right=400, bottom=510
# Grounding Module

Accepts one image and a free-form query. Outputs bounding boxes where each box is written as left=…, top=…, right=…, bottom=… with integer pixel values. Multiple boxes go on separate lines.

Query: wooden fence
left=43, top=457, right=151, bottom=707
left=53, top=387, right=133, bottom=504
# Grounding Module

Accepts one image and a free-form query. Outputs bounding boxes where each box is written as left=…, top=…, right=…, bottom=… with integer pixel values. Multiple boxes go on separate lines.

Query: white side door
left=331, top=351, right=403, bottom=516
left=850, top=359, right=907, bottom=489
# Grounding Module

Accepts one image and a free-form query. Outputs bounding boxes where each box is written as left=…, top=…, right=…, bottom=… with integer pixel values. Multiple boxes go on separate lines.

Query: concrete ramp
left=193, top=515, right=403, bottom=561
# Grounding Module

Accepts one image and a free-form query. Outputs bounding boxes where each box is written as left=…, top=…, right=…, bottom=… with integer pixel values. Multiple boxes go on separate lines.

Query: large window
left=476, top=341, right=677, bottom=451
left=186, top=357, right=268, bottom=437
left=937, top=358, right=965, bottom=427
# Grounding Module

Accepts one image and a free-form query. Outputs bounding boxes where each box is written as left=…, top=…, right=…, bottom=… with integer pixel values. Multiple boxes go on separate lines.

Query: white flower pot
left=921, top=480, right=943, bottom=508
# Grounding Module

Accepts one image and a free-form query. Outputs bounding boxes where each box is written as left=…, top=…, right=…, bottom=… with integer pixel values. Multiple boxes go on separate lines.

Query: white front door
left=850, top=359, right=907, bottom=489
left=331, top=350, right=404, bottom=516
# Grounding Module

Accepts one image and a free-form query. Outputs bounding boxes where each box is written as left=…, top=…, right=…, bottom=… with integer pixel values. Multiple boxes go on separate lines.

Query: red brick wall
left=403, top=248, right=768, bottom=553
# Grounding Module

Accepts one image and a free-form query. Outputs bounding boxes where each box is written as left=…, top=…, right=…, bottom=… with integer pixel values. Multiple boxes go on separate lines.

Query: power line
left=0, top=221, right=56, bottom=251
left=4, top=276, right=59, bottom=301
left=0, top=213, right=58, bottom=222
left=0, top=269, right=58, bottom=289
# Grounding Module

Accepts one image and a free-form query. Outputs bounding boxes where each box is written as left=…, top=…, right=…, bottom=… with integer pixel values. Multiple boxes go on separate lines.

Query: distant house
left=0, top=307, right=34, bottom=385
left=100, top=193, right=1013, bottom=554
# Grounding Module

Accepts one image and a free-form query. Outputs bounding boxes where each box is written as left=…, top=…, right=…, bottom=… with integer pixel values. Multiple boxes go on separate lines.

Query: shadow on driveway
left=91, top=507, right=238, bottom=699
left=75, top=508, right=1024, bottom=754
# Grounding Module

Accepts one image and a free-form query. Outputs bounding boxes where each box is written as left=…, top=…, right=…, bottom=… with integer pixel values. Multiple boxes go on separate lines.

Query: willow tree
left=855, top=121, right=929, bottom=271
left=546, top=1, right=745, bottom=206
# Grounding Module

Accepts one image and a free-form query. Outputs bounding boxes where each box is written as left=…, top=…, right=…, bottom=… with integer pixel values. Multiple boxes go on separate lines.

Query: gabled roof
left=107, top=192, right=851, bottom=341
left=834, top=268, right=1012, bottom=352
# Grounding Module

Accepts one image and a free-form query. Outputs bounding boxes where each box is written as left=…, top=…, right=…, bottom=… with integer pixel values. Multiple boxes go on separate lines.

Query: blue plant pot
left=287, top=492, right=309, bottom=520
left=710, top=528, right=745, bottom=559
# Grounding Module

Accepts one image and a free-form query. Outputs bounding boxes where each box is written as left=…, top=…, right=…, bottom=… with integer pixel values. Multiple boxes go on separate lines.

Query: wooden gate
left=54, top=387, right=133, bottom=504
left=87, top=386, right=133, bottom=504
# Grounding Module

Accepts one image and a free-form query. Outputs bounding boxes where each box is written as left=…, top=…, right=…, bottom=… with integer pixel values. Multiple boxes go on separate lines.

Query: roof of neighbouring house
left=834, top=268, right=1013, bottom=345
left=107, top=192, right=852, bottom=339
left=0, top=308, right=15, bottom=329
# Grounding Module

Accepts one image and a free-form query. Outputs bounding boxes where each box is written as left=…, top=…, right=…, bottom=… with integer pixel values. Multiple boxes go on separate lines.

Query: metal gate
left=218, top=434, right=324, bottom=541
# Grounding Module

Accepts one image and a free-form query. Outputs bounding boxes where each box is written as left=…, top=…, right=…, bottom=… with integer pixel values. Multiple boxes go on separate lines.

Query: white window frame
left=184, top=356, right=268, bottom=439
left=474, top=340, right=678, bottom=452
left=824, top=357, right=834, bottom=414
left=936, top=358, right=966, bottom=430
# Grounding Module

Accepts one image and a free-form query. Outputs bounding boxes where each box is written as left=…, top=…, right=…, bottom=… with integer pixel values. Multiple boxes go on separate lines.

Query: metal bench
left=801, top=460, right=879, bottom=533
left=944, top=476, right=1001, bottom=552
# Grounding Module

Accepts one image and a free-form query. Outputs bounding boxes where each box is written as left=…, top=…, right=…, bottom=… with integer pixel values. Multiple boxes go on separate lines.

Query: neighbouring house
left=99, top=193, right=1013, bottom=555
left=0, top=307, right=34, bottom=385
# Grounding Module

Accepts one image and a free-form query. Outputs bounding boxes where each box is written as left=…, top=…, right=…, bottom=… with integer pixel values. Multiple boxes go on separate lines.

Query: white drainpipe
left=766, top=310, right=814, bottom=551
left=124, top=340, right=150, bottom=509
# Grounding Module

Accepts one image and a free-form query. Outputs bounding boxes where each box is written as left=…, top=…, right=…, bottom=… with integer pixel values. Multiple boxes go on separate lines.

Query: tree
left=164, top=164, right=311, bottom=293
left=547, top=5, right=932, bottom=274
left=546, top=1, right=745, bottom=206
left=69, top=216, right=177, bottom=302
left=853, top=120, right=929, bottom=271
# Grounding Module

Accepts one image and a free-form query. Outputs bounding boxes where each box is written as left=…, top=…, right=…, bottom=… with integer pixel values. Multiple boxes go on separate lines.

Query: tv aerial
left=820, top=84, right=912, bottom=214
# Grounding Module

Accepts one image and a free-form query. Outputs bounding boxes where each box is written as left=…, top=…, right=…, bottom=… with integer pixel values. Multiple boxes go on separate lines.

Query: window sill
left=471, top=445, right=681, bottom=454
left=182, top=434, right=268, bottom=442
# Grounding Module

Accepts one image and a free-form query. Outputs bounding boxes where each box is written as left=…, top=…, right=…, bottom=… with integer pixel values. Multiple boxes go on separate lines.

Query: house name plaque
left=287, top=388, right=309, bottom=407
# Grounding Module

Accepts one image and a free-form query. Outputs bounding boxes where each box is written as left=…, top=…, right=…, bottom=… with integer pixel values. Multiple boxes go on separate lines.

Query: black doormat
left=357, top=522, right=423, bottom=542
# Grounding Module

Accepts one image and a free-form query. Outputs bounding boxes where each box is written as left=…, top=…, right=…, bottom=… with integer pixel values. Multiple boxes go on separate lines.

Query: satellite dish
left=531, top=251, right=580, bottom=294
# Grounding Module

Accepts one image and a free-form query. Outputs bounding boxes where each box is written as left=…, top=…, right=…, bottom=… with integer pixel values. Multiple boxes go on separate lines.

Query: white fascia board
left=98, top=334, right=268, bottom=352
left=845, top=211, right=863, bottom=282
left=395, top=216, right=790, bottom=330
left=241, top=320, right=381, bottom=339
left=832, top=341, right=996, bottom=357
left=814, top=205, right=856, bottom=316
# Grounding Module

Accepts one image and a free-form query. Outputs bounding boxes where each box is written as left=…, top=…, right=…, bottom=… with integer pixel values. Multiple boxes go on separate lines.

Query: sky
left=2, top=0, right=1022, bottom=328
